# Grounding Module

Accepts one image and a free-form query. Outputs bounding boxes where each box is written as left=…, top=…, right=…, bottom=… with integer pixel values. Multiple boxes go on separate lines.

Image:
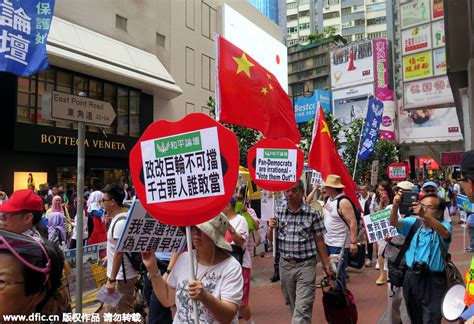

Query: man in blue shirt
left=389, top=193, right=451, bottom=323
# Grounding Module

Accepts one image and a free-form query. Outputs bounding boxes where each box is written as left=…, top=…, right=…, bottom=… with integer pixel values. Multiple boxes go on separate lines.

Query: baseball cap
left=0, top=189, right=43, bottom=213
left=229, top=196, right=237, bottom=205
left=461, top=150, right=474, bottom=174
left=422, top=181, right=438, bottom=190
left=397, top=181, right=414, bottom=191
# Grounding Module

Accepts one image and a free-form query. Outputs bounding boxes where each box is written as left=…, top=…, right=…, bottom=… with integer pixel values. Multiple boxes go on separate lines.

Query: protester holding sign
left=142, top=213, right=243, bottom=323
left=103, top=184, right=137, bottom=314
left=268, top=180, right=334, bottom=324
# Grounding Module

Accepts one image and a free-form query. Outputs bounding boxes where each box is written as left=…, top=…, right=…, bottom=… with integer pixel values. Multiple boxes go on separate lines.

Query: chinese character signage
left=403, top=51, right=432, bottom=81
left=311, top=170, right=322, bottom=185
left=403, top=75, right=454, bottom=109
left=400, top=0, right=430, bottom=29
left=373, top=39, right=393, bottom=101
left=457, top=194, right=474, bottom=213
left=116, top=200, right=186, bottom=253
left=129, top=113, right=239, bottom=226
left=441, top=152, right=463, bottom=166
left=141, top=127, right=225, bottom=204
left=401, top=24, right=432, bottom=56
left=247, top=138, right=304, bottom=192
left=357, top=96, right=383, bottom=161
left=387, top=163, right=409, bottom=181
left=0, top=0, right=55, bottom=76
left=432, top=0, right=443, bottom=19
left=432, top=20, right=445, bottom=48
left=363, top=209, right=398, bottom=244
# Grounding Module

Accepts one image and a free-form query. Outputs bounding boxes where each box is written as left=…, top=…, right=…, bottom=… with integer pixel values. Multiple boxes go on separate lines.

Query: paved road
left=246, top=220, right=471, bottom=323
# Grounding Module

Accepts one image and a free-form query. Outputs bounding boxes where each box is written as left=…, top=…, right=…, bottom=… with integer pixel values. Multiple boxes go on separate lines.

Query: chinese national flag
left=216, top=35, right=300, bottom=144
left=308, top=104, right=361, bottom=210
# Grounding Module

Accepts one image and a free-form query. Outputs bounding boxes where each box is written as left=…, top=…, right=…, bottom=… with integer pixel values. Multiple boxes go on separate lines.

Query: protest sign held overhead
left=311, top=171, right=322, bottom=185
left=247, top=138, right=303, bottom=191
left=116, top=200, right=186, bottom=253
left=129, top=113, right=239, bottom=226
left=387, top=162, right=409, bottom=181
left=363, top=209, right=398, bottom=244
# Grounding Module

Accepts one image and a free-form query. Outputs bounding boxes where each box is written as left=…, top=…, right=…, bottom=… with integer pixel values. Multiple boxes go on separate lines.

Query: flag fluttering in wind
left=215, top=34, right=300, bottom=144
left=308, top=104, right=361, bottom=210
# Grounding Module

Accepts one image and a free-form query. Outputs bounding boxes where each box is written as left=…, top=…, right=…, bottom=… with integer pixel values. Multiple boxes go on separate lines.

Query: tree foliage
left=340, top=118, right=400, bottom=185
left=298, top=112, right=342, bottom=158
left=207, top=97, right=259, bottom=168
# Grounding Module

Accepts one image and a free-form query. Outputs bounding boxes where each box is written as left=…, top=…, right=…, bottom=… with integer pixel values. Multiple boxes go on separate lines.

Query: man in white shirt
left=358, top=184, right=374, bottom=266
left=103, top=184, right=137, bottom=314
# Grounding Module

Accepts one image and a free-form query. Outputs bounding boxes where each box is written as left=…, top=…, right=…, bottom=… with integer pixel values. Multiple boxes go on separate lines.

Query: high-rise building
left=248, top=0, right=287, bottom=31
left=286, top=0, right=388, bottom=46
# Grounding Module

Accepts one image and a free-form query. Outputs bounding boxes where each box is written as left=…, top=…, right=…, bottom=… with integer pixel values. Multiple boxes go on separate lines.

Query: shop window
left=117, top=87, right=129, bottom=136
left=16, top=67, right=141, bottom=138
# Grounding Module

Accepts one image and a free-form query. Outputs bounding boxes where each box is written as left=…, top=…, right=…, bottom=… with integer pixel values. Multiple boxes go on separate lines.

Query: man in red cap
left=0, top=189, right=45, bottom=239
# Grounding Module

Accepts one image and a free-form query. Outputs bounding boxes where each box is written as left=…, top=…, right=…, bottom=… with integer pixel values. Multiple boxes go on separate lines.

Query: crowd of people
left=0, top=150, right=472, bottom=323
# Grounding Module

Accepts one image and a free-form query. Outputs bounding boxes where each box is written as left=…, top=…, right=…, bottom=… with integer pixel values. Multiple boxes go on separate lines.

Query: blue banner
left=0, top=0, right=55, bottom=76
left=457, top=194, right=473, bottom=212
left=357, top=96, right=384, bottom=160
left=294, top=89, right=331, bottom=123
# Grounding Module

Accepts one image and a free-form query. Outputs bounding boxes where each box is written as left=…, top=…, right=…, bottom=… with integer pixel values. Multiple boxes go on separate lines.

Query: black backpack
left=111, top=216, right=145, bottom=274
left=326, top=195, right=363, bottom=235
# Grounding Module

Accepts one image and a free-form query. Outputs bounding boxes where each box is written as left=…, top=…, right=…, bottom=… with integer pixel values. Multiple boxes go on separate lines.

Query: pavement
left=80, top=218, right=473, bottom=323
left=245, top=219, right=472, bottom=324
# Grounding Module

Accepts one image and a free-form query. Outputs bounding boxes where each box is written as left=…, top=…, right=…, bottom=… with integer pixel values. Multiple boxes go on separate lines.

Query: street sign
left=42, top=91, right=116, bottom=126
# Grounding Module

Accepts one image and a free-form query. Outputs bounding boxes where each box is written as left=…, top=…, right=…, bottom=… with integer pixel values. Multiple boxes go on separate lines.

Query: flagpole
left=352, top=94, right=371, bottom=180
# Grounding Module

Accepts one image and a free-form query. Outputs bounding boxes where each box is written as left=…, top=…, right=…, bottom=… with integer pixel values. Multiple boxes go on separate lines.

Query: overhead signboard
left=432, top=0, right=444, bottom=20
left=403, top=51, right=432, bottom=81
left=294, top=89, right=331, bottom=123
left=441, top=152, right=464, bottom=166
left=400, top=0, right=430, bottom=29
left=403, top=75, right=454, bottom=110
left=398, top=107, right=463, bottom=143
left=373, top=39, right=393, bottom=101
left=42, top=91, right=116, bottom=126
left=379, top=100, right=396, bottom=141
left=433, top=47, right=447, bottom=75
left=432, top=20, right=445, bottom=48
left=220, top=4, right=288, bottom=92
left=330, top=41, right=374, bottom=89
left=332, top=83, right=373, bottom=126
left=401, top=24, right=432, bottom=55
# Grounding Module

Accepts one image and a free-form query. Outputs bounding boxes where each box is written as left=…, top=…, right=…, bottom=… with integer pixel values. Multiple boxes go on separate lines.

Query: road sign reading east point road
left=42, top=91, right=116, bottom=126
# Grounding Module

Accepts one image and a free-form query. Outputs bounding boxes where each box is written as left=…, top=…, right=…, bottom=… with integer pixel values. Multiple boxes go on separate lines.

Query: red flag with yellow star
left=308, top=104, right=361, bottom=209
left=216, top=34, right=300, bottom=143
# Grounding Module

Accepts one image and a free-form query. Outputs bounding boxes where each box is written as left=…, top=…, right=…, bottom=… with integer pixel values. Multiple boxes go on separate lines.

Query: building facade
left=0, top=0, right=284, bottom=194
left=248, top=0, right=287, bottom=30
left=286, top=0, right=388, bottom=46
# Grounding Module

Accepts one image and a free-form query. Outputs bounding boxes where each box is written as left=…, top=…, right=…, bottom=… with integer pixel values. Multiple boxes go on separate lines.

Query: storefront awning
left=46, top=17, right=182, bottom=99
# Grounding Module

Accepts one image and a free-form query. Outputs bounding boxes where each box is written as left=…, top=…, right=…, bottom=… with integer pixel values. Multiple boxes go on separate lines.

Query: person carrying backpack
left=102, top=184, right=137, bottom=314
left=322, top=175, right=360, bottom=287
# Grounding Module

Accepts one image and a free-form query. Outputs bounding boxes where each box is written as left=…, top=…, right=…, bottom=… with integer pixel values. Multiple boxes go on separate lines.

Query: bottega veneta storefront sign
left=14, top=124, right=136, bottom=158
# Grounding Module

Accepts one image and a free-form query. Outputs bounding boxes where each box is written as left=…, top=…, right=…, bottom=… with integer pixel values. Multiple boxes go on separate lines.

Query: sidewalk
left=247, top=220, right=472, bottom=323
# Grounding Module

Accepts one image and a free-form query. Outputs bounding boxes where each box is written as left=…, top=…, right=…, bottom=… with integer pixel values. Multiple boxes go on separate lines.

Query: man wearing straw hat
left=268, top=180, right=334, bottom=324
left=322, top=174, right=358, bottom=287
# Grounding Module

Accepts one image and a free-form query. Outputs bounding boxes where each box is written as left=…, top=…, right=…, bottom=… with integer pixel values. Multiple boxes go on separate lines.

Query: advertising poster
left=330, top=41, right=374, bottom=89
left=373, top=39, right=393, bottom=101
left=403, top=51, right=432, bottom=81
left=403, top=75, right=454, bottom=109
left=398, top=106, right=463, bottom=143
left=379, top=101, right=396, bottom=141
left=400, top=0, right=430, bottom=29
left=332, top=84, right=373, bottom=128
left=433, top=47, right=447, bottom=75
left=432, top=0, right=444, bottom=19
left=432, top=20, right=445, bottom=48
left=13, top=172, right=48, bottom=191
left=401, top=24, right=432, bottom=55
left=294, top=90, right=331, bottom=123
